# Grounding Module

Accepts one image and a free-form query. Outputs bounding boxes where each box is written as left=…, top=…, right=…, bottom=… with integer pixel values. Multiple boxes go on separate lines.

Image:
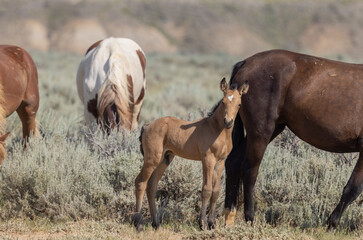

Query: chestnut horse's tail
left=0, top=84, right=7, bottom=159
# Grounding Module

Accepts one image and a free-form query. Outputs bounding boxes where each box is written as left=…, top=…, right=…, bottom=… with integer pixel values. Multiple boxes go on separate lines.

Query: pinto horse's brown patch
left=136, top=87, right=145, bottom=105
left=136, top=50, right=146, bottom=79
left=85, top=40, right=103, bottom=55
left=87, top=94, right=98, bottom=119
left=127, top=74, right=135, bottom=125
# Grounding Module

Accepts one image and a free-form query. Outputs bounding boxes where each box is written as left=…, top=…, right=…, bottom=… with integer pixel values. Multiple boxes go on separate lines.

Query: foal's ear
left=238, top=80, right=249, bottom=95
left=220, top=77, right=228, bottom=93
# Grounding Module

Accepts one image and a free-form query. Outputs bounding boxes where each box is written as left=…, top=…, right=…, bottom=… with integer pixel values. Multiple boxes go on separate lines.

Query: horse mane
left=0, top=84, right=7, bottom=158
left=229, top=60, right=246, bottom=84
left=97, top=40, right=131, bottom=128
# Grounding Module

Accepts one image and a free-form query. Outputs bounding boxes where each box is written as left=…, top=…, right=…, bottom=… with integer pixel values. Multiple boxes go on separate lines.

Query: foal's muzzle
left=224, top=118, right=234, bottom=129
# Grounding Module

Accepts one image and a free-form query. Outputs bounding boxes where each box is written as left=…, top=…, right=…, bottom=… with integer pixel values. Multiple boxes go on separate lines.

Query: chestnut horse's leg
left=328, top=147, right=363, bottom=229
left=207, top=159, right=225, bottom=229
left=16, top=100, right=39, bottom=141
left=134, top=152, right=162, bottom=231
left=199, top=155, right=217, bottom=230
left=146, top=151, right=175, bottom=229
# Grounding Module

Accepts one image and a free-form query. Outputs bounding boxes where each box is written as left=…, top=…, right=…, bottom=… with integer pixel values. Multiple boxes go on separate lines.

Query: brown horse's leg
left=328, top=148, right=363, bottom=229
left=242, top=136, right=270, bottom=224
left=146, top=151, right=174, bottom=229
left=207, top=159, right=225, bottom=229
left=16, top=101, right=39, bottom=141
left=134, top=152, right=162, bottom=231
left=199, top=155, right=216, bottom=230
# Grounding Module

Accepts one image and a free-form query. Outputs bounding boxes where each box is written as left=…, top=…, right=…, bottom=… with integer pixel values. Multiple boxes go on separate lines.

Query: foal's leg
left=199, top=155, right=216, bottom=230
left=134, top=152, right=163, bottom=231
left=146, top=151, right=175, bottom=229
left=16, top=100, right=39, bottom=141
left=207, top=159, right=225, bottom=229
left=328, top=148, right=363, bottom=229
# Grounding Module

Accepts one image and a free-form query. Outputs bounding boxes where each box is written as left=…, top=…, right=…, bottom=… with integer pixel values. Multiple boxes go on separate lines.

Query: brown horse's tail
left=224, top=60, right=248, bottom=220
left=139, top=124, right=148, bottom=157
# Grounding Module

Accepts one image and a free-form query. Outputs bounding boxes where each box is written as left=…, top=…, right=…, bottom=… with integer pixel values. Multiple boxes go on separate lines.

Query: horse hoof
left=199, top=219, right=208, bottom=230
left=152, top=221, right=160, bottom=230
left=133, top=213, right=143, bottom=231
left=208, top=220, right=216, bottom=230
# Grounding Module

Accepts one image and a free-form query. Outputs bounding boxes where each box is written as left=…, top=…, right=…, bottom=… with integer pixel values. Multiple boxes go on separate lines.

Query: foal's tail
left=139, top=124, right=148, bottom=157
left=0, top=84, right=7, bottom=161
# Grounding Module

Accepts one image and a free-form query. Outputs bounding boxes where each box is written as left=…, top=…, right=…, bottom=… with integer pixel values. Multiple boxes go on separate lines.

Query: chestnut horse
left=0, top=45, right=39, bottom=163
left=134, top=78, right=249, bottom=231
left=76, top=37, right=146, bottom=132
left=223, top=50, right=363, bottom=229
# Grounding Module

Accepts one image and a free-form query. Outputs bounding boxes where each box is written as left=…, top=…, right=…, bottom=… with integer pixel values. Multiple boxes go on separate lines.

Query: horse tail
left=224, top=60, right=248, bottom=223
left=97, top=52, right=130, bottom=130
left=0, top=84, right=7, bottom=160
left=229, top=60, right=246, bottom=85
left=139, top=124, right=148, bottom=157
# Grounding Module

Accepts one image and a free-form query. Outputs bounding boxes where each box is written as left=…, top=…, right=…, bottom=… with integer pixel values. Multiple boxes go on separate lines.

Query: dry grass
left=0, top=50, right=361, bottom=239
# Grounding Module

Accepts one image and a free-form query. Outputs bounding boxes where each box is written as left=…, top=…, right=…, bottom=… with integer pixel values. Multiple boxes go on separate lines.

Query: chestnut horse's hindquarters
left=0, top=45, right=40, bottom=163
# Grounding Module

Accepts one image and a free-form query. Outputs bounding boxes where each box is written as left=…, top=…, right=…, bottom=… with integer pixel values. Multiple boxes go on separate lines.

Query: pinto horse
left=223, top=49, right=363, bottom=229
left=134, top=78, right=249, bottom=231
left=0, top=45, right=39, bottom=163
left=76, top=37, right=146, bottom=132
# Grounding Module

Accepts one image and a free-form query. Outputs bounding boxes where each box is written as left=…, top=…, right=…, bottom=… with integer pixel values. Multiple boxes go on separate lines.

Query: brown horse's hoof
left=222, top=208, right=236, bottom=226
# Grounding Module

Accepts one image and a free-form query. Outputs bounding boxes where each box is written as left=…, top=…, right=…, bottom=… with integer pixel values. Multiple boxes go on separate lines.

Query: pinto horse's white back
left=76, top=37, right=146, bottom=130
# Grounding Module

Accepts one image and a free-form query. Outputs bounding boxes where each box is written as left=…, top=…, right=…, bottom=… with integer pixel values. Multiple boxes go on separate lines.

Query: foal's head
left=219, top=78, right=249, bottom=129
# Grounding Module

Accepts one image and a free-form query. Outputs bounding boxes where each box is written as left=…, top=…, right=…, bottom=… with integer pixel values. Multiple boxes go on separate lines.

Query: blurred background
left=1, top=0, right=363, bottom=60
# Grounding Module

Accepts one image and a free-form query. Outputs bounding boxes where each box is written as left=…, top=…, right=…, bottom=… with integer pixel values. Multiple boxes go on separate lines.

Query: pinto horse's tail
left=97, top=51, right=131, bottom=131
left=223, top=60, right=247, bottom=225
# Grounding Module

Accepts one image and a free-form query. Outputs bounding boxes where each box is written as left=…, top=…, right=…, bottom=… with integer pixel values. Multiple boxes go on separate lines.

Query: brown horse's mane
left=0, top=84, right=7, bottom=158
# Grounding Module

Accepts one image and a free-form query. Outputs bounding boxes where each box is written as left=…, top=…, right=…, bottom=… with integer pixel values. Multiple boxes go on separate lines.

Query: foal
left=134, top=78, right=249, bottom=230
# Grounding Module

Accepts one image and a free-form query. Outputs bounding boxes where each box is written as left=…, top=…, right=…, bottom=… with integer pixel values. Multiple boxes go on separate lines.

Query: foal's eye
left=238, top=104, right=241, bottom=107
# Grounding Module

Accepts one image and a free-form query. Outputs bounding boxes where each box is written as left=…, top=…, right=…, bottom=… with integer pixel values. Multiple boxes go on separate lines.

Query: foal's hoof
left=199, top=219, right=208, bottom=230
left=152, top=221, right=160, bottom=230
left=133, top=213, right=144, bottom=231
left=207, top=220, right=216, bottom=230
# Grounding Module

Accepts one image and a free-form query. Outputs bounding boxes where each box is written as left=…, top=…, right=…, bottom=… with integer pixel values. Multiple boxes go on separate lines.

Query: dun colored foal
left=134, top=78, right=249, bottom=230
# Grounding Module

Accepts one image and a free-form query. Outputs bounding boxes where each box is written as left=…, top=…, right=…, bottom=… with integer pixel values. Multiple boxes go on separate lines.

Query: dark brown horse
left=223, top=49, right=362, bottom=229
left=0, top=45, right=39, bottom=163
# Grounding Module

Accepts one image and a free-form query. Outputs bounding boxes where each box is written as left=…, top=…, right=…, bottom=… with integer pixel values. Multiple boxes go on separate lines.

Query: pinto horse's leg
left=199, top=155, right=217, bottom=230
left=328, top=148, right=363, bottom=229
left=134, top=152, right=162, bottom=231
left=207, top=159, right=225, bottom=229
left=16, top=100, right=39, bottom=141
left=146, top=151, right=175, bottom=229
